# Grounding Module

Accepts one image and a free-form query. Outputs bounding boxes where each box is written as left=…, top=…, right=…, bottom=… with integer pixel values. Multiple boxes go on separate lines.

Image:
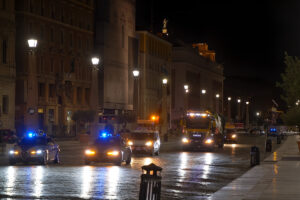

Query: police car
left=84, top=131, right=132, bottom=166
left=8, top=131, right=60, bottom=165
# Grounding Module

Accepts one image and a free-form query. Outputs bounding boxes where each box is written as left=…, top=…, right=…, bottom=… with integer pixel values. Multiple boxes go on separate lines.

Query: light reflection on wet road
left=0, top=140, right=267, bottom=199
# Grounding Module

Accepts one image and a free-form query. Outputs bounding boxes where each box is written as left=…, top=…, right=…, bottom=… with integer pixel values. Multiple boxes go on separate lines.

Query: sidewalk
left=209, top=135, right=300, bottom=200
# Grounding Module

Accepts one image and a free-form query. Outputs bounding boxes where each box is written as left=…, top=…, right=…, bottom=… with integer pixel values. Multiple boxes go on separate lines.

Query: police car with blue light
left=8, top=131, right=60, bottom=165
left=84, top=131, right=132, bottom=166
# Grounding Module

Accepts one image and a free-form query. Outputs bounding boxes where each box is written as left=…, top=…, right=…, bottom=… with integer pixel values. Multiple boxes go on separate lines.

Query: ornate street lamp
left=162, top=78, right=168, bottom=85
left=132, top=69, right=140, bottom=78
left=27, top=39, right=38, bottom=48
left=201, top=89, right=206, bottom=94
left=216, top=94, right=220, bottom=98
left=228, top=97, right=231, bottom=101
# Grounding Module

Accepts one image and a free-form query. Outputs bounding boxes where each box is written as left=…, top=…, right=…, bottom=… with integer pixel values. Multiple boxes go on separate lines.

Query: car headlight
left=128, top=141, right=133, bottom=146
left=107, top=151, right=119, bottom=156
left=231, top=134, right=237, bottom=139
left=85, top=149, right=96, bottom=156
left=31, top=149, right=43, bottom=155
left=182, top=137, right=189, bottom=143
left=37, top=150, right=42, bottom=154
left=9, top=150, right=18, bottom=155
left=205, top=139, right=213, bottom=144
left=145, top=141, right=153, bottom=146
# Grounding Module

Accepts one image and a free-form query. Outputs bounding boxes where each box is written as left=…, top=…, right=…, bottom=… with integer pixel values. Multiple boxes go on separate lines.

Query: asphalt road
left=0, top=135, right=283, bottom=200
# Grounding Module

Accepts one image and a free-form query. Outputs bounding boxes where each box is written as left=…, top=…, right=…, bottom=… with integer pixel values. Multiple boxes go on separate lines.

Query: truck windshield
left=186, top=118, right=210, bottom=129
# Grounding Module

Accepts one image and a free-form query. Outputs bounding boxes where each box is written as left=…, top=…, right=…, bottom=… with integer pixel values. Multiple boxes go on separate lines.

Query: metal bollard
left=277, top=135, right=281, bottom=144
left=266, top=138, right=272, bottom=152
left=250, top=146, right=260, bottom=167
left=139, top=163, right=162, bottom=200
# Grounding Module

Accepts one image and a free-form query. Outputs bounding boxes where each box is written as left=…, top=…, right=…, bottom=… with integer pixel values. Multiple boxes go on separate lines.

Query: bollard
left=277, top=135, right=281, bottom=144
left=250, top=146, right=260, bottom=167
left=139, top=163, right=162, bottom=200
left=266, top=138, right=272, bottom=152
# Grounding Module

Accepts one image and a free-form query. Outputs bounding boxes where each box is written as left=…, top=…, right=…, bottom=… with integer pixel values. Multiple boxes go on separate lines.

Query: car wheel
left=9, top=159, right=16, bottom=165
left=125, top=154, right=131, bottom=165
left=40, top=154, right=47, bottom=165
left=84, top=159, right=91, bottom=165
left=54, top=152, right=60, bottom=164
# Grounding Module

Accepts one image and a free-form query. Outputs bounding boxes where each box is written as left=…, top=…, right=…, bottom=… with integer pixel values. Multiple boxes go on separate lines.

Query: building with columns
left=0, top=0, right=16, bottom=131
left=136, top=31, right=172, bottom=134
left=15, top=0, right=96, bottom=136
left=171, top=41, right=224, bottom=126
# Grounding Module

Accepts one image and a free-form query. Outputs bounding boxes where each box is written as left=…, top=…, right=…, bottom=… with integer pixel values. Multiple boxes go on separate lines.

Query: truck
left=181, top=110, right=225, bottom=150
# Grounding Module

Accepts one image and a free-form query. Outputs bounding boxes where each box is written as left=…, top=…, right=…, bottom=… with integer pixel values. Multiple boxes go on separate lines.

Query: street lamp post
left=184, top=84, right=189, bottom=115
left=25, top=38, right=38, bottom=131
left=133, top=69, right=140, bottom=120
left=245, top=101, right=250, bottom=129
left=162, top=78, right=168, bottom=139
left=215, top=94, right=220, bottom=113
left=237, top=98, right=241, bottom=122
left=90, top=56, right=100, bottom=138
left=227, top=97, right=231, bottom=122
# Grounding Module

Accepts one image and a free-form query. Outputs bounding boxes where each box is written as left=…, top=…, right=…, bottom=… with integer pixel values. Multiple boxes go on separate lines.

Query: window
left=2, top=95, right=8, bottom=114
left=2, top=0, right=6, bottom=10
left=39, top=56, right=44, bottom=73
left=77, top=87, right=82, bottom=104
left=78, top=36, right=81, bottom=48
left=60, top=60, right=64, bottom=74
left=85, top=88, right=90, bottom=105
left=50, top=59, right=54, bottom=73
left=60, top=30, right=64, bottom=45
left=38, top=83, right=45, bottom=97
left=49, top=84, right=55, bottom=98
left=2, top=40, right=7, bottom=64
left=50, top=28, right=54, bottom=42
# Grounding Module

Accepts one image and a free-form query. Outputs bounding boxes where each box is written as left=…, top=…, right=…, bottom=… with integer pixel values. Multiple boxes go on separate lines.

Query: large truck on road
left=181, top=110, right=225, bottom=150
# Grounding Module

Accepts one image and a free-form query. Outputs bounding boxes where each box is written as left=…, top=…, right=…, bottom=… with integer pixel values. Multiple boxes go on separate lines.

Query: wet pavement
left=0, top=135, right=281, bottom=200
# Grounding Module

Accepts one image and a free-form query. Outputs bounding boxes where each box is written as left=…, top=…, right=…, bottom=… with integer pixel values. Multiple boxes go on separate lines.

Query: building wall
left=137, top=31, right=172, bottom=121
left=95, top=0, right=137, bottom=115
left=172, top=44, right=224, bottom=125
left=0, top=0, right=16, bottom=130
left=15, top=0, right=95, bottom=135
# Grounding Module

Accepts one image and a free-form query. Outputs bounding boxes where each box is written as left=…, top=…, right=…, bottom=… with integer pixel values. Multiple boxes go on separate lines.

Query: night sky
left=136, top=0, right=300, bottom=111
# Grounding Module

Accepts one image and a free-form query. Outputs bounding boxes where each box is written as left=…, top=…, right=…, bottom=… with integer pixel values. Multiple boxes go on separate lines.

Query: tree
left=277, top=52, right=300, bottom=107
left=277, top=53, right=300, bottom=125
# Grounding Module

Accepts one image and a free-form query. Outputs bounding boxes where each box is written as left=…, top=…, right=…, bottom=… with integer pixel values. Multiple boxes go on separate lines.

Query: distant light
left=28, top=39, right=38, bottom=48
left=185, top=89, right=189, bottom=93
left=91, top=57, right=100, bottom=65
left=228, top=97, right=231, bottom=101
left=216, top=94, right=220, bottom=98
left=162, top=78, right=168, bottom=85
left=201, top=89, right=206, bottom=94
left=237, top=99, right=241, bottom=103
left=256, top=112, right=260, bottom=116
left=27, top=132, right=34, bottom=138
left=184, top=84, right=189, bottom=90
left=132, top=69, right=140, bottom=77
left=246, top=101, right=249, bottom=105
left=101, top=132, right=107, bottom=138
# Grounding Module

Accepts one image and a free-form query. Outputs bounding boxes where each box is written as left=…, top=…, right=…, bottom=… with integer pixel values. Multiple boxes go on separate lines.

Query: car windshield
left=186, top=118, right=210, bottom=129
left=94, top=137, right=121, bottom=146
left=20, top=137, right=47, bottom=146
left=129, top=132, right=155, bottom=140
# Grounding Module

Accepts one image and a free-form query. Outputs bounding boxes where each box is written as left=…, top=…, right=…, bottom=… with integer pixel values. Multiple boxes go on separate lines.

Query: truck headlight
left=205, top=139, right=213, bottom=144
left=182, top=137, right=189, bottom=143
left=145, top=141, right=153, bottom=146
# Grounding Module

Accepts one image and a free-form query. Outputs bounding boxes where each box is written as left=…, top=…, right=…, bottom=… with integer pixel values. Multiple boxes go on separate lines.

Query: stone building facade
left=0, top=0, right=16, bottom=130
left=95, top=0, right=138, bottom=120
left=15, top=0, right=95, bottom=136
left=136, top=31, right=172, bottom=120
left=171, top=42, right=224, bottom=126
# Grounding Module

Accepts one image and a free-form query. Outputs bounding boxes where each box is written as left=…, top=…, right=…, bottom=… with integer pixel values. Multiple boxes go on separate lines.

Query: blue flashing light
left=27, top=131, right=36, bottom=138
left=99, top=130, right=112, bottom=138
left=270, top=128, right=277, bottom=132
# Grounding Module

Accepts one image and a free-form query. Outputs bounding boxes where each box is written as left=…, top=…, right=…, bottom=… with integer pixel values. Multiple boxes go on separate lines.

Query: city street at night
left=0, top=136, right=279, bottom=200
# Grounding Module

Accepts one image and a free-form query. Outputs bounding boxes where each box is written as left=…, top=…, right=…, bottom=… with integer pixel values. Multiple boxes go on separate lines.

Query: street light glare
left=201, top=89, right=206, bottom=94
left=216, top=94, right=220, bottom=98
left=228, top=97, right=231, bottom=101
left=256, top=112, right=260, bottom=116
left=91, top=57, right=100, bottom=65
left=184, top=85, right=189, bottom=90
left=28, top=39, right=37, bottom=48
left=185, top=89, right=189, bottom=93
left=132, top=69, right=140, bottom=77
left=246, top=101, right=249, bottom=105
left=237, top=99, right=241, bottom=103
left=162, top=78, right=168, bottom=85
